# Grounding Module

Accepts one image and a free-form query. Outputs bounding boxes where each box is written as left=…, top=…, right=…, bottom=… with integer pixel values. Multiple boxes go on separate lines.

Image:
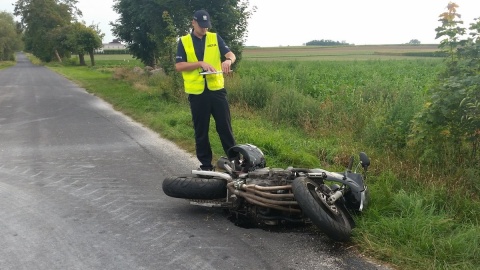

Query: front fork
left=327, top=189, right=344, bottom=205
left=318, top=181, right=367, bottom=212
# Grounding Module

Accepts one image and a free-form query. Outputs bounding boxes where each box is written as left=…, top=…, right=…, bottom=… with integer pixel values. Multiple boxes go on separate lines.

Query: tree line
left=305, top=39, right=351, bottom=46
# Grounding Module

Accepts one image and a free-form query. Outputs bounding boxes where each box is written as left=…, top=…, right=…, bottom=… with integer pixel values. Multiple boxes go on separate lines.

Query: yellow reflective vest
left=180, top=32, right=224, bottom=94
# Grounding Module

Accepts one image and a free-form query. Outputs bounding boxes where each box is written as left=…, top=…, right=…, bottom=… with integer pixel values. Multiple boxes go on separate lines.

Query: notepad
left=199, top=71, right=223, bottom=75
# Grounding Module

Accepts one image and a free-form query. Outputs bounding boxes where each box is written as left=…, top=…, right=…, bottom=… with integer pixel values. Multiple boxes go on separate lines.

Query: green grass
left=0, top=60, right=15, bottom=69
left=93, top=54, right=142, bottom=67
left=43, top=46, right=479, bottom=270
left=355, top=172, right=480, bottom=269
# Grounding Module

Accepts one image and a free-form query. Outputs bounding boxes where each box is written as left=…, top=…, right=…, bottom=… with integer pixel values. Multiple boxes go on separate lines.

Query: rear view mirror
left=359, top=152, right=370, bottom=169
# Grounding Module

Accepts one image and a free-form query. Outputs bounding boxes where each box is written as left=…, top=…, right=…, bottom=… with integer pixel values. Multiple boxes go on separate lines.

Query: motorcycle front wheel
left=292, top=177, right=353, bottom=242
left=162, top=174, right=227, bottom=200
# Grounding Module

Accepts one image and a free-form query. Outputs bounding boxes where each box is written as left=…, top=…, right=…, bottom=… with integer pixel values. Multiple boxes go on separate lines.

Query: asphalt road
left=0, top=53, right=389, bottom=270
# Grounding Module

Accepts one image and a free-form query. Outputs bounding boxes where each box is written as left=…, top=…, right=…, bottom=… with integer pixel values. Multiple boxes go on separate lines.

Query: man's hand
left=221, top=59, right=233, bottom=74
left=200, top=61, right=216, bottom=72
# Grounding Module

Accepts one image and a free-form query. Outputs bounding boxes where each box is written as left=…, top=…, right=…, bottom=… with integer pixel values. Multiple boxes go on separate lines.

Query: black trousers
left=188, top=88, right=236, bottom=169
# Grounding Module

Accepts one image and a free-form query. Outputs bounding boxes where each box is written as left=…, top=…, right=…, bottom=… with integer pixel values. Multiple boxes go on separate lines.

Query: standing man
left=175, top=9, right=237, bottom=171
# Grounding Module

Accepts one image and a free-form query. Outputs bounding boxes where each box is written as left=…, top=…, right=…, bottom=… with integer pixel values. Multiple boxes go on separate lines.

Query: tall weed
left=227, top=75, right=272, bottom=109
left=356, top=176, right=479, bottom=270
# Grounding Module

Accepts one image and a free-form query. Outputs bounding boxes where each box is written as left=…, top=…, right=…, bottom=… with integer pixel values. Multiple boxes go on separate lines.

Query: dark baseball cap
left=193, top=10, right=212, bottom=28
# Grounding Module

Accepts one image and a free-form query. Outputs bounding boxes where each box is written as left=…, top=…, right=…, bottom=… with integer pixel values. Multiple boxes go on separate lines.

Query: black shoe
left=199, top=165, right=214, bottom=171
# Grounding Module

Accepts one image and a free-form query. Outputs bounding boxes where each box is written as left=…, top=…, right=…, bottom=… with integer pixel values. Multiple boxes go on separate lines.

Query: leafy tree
left=111, top=0, right=254, bottom=73
left=14, top=0, right=81, bottom=61
left=0, top=11, right=23, bottom=61
left=111, top=0, right=161, bottom=67
left=47, top=25, right=72, bottom=62
left=157, top=11, right=178, bottom=75
left=82, top=24, right=104, bottom=66
left=66, top=22, right=103, bottom=66
left=458, top=18, right=480, bottom=157
left=410, top=2, right=480, bottom=163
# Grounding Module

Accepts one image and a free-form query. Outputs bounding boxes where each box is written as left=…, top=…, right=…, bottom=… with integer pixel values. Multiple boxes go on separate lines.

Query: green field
left=242, top=44, right=441, bottom=61
left=43, top=45, right=478, bottom=270
left=93, top=54, right=138, bottom=61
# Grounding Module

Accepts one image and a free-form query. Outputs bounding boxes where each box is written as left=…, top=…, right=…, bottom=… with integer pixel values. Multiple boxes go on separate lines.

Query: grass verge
left=0, top=61, right=15, bottom=69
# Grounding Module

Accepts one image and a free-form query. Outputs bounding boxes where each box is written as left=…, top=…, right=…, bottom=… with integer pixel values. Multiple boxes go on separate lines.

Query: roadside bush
left=63, top=57, right=79, bottom=66
left=410, top=4, right=480, bottom=171
left=151, top=73, right=186, bottom=103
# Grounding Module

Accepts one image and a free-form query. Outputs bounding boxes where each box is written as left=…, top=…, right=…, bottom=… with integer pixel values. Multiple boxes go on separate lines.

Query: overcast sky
left=1, top=0, right=479, bottom=46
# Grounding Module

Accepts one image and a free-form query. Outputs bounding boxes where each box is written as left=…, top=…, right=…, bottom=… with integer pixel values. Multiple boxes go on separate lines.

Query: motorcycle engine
left=245, top=168, right=293, bottom=186
left=231, top=167, right=302, bottom=227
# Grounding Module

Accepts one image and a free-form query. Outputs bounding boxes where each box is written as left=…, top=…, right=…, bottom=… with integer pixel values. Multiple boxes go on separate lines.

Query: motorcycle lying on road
left=162, top=144, right=370, bottom=242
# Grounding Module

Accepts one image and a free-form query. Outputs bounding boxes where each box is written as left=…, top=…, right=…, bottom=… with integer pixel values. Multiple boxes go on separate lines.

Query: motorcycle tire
left=292, top=177, right=353, bottom=242
left=162, top=174, right=227, bottom=200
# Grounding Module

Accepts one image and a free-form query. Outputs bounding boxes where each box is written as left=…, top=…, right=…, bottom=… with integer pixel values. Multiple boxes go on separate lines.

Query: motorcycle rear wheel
left=162, top=174, right=227, bottom=200
left=292, top=177, right=353, bottom=242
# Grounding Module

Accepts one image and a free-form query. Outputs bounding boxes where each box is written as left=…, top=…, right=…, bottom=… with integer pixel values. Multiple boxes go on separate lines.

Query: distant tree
left=0, top=11, right=23, bottom=61
left=407, top=39, right=421, bottom=45
left=70, top=22, right=102, bottom=66
left=305, top=39, right=350, bottom=46
left=88, top=22, right=105, bottom=45
left=111, top=0, right=255, bottom=72
left=14, top=0, right=81, bottom=62
left=48, top=25, right=71, bottom=62
left=84, top=23, right=104, bottom=66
